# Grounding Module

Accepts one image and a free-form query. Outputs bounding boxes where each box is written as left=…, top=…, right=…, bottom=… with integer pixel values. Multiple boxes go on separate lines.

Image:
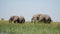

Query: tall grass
left=0, top=20, right=60, bottom=34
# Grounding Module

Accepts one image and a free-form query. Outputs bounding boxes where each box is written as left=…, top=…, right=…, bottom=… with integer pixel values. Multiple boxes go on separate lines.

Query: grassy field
left=0, top=20, right=60, bottom=34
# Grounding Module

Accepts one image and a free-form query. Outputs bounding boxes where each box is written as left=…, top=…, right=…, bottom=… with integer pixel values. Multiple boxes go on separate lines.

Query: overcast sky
left=0, top=0, right=60, bottom=22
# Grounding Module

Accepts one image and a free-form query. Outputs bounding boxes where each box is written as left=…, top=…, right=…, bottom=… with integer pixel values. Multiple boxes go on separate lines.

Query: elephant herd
left=9, top=14, right=52, bottom=24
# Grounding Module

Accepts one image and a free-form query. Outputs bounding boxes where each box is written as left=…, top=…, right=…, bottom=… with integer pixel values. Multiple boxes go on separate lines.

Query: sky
left=0, top=0, right=60, bottom=22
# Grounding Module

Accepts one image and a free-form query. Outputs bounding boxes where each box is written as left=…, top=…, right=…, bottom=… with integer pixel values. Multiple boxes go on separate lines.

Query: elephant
left=31, top=14, right=52, bottom=23
left=9, top=16, right=25, bottom=23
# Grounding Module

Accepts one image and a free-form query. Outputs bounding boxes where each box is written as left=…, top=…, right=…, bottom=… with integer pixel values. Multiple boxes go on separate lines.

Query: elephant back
left=19, top=16, right=25, bottom=20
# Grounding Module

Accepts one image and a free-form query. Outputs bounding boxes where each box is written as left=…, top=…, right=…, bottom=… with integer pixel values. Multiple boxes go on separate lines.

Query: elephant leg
left=42, top=18, right=47, bottom=23
left=14, top=21, right=16, bottom=23
left=14, top=20, right=18, bottom=23
left=18, top=20, right=22, bottom=23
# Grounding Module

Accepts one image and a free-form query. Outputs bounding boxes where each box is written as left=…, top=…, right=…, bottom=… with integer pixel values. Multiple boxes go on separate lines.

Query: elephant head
left=31, top=14, right=40, bottom=23
left=9, top=16, right=19, bottom=23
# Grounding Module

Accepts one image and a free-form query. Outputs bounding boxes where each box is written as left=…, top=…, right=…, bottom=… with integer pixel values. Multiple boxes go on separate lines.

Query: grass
left=0, top=20, right=60, bottom=34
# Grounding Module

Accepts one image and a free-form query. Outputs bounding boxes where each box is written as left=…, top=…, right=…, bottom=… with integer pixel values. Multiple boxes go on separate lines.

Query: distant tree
left=1, top=18, right=4, bottom=20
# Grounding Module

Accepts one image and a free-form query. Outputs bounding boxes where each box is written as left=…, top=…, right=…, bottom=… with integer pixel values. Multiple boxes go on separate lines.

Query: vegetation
left=0, top=20, right=60, bottom=34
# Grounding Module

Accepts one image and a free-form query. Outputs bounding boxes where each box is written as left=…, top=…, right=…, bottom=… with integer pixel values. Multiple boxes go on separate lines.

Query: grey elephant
left=31, top=14, right=52, bottom=23
left=9, top=16, right=25, bottom=23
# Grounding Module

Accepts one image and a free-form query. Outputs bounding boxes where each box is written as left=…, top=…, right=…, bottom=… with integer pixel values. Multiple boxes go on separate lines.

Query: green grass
left=0, top=20, right=60, bottom=34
